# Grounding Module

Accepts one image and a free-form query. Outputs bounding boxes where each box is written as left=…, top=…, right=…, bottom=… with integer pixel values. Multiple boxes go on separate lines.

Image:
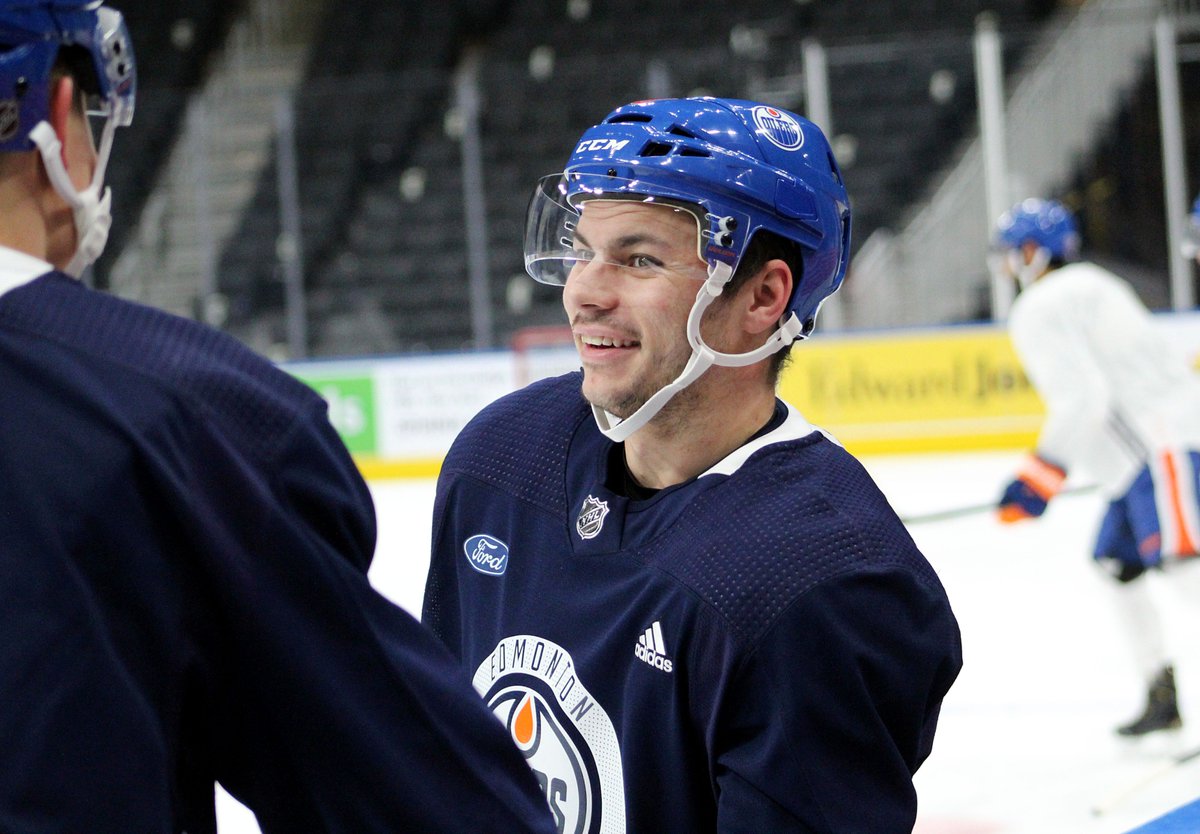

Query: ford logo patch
left=464, top=534, right=510, bottom=576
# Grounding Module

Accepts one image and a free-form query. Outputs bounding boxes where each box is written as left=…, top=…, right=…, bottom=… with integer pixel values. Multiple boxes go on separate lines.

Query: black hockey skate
left=1117, top=666, right=1182, bottom=737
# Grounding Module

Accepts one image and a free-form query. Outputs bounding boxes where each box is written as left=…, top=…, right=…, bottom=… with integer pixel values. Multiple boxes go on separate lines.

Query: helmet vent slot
left=640, top=141, right=673, bottom=157
left=606, top=113, right=652, bottom=124
left=677, top=147, right=711, bottom=158
left=667, top=124, right=698, bottom=139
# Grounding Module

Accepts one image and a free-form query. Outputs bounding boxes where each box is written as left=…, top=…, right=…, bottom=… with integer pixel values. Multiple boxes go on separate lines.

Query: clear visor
left=524, top=172, right=747, bottom=286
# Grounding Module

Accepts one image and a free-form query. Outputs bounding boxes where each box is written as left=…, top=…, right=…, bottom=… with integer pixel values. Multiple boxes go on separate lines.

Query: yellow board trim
left=355, top=456, right=445, bottom=481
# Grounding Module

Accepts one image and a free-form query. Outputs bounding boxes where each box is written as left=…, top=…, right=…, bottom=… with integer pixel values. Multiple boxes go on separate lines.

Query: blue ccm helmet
left=995, top=198, right=1080, bottom=261
left=525, top=97, right=851, bottom=440
left=993, top=198, right=1080, bottom=291
left=0, top=1, right=136, bottom=276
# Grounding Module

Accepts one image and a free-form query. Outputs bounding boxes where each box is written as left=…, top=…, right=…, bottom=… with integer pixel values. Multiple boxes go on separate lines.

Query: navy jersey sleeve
left=169, top=399, right=555, bottom=834
left=0, top=276, right=555, bottom=834
left=712, top=565, right=961, bottom=832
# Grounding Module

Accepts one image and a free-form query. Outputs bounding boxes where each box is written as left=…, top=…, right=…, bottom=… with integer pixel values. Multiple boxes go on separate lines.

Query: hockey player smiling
left=563, top=197, right=791, bottom=486
left=425, top=97, right=962, bottom=833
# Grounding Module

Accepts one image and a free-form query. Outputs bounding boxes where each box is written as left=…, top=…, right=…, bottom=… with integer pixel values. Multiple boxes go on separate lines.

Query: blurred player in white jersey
left=992, top=198, right=1200, bottom=737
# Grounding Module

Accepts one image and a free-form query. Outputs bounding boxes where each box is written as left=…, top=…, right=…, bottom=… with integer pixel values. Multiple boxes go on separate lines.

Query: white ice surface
left=215, top=451, right=1200, bottom=833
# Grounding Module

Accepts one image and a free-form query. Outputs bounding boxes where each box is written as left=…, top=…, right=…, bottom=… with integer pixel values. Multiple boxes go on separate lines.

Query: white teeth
left=581, top=335, right=636, bottom=348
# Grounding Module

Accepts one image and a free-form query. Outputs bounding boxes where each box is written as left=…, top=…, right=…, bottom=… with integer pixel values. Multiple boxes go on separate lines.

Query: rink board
left=284, top=312, right=1200, bottom=477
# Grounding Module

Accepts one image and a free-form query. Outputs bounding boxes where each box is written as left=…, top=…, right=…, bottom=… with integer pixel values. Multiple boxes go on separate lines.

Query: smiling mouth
left=580, top=335, right=639, bottom=349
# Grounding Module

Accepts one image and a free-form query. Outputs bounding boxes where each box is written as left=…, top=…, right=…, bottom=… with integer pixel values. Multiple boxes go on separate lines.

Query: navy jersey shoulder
left=441, top=371, right=588, bottom=518
left=0, top=272, right=324, bottom=465
left=649, top=436, right=939, bottom=647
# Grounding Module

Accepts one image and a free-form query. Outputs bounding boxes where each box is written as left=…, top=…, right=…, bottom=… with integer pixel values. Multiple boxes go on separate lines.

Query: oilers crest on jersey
left=474, top=636, right=625, bottom=833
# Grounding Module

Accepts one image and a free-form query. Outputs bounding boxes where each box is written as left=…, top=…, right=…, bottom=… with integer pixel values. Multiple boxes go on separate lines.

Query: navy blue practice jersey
left=0, top=271, right=555, bottom=834
left=424, top=373, right=963, bottom=834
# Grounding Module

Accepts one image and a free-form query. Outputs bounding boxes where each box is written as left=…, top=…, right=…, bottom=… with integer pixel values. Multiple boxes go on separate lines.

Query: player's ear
left=743, top=259, right=793, bottom=336
left=48, top=75, right=76, bottom=168
left=1020, top=240, right=1040, bottom=266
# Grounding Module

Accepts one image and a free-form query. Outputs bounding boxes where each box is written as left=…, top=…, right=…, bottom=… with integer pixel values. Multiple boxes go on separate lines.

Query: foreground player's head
left=524, top=97, right=851, bottom=441
left=991, top=198, right=1079, bottom=290
left=0, top=0, right=136, bottom=276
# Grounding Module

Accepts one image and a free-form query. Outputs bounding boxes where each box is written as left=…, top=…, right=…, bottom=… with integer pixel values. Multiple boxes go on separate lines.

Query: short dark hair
left=53, top=46, right=100, bottom=96
left=723, top=230, right=805, bottom=383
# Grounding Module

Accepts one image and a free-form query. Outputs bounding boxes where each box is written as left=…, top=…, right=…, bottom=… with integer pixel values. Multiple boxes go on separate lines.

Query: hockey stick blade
left=1091, top=744, right=1200, bottom=817
left=900, top=484, right=1098, bottom=526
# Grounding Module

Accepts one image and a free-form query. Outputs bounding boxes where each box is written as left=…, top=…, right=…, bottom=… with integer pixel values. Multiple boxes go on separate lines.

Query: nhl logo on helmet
left=576, top=495, right=610, bottom=540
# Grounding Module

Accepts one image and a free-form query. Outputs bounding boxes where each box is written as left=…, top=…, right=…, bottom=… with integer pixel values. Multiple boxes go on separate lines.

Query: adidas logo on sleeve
left=634, top=621, right=673, bottom=673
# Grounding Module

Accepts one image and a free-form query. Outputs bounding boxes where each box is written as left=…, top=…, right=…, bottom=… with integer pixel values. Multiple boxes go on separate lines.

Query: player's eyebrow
left=572, top=229, right=672, bottom=251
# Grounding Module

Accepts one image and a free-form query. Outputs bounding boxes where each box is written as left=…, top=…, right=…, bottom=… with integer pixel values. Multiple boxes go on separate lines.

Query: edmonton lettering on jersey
left=475, top=636, right=625, bottom=834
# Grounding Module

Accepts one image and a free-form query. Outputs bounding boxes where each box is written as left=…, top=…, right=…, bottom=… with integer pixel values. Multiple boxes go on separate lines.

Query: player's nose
left=563, top=257, right=621, bottom=313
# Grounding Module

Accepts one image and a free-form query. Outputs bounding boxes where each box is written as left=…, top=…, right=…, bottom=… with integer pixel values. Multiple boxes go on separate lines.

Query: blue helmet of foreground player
left=0, top=0, right=136, bottom=152
left=994, top=199, right=1080, bottom=262
left=525, top=97, right=851, bottom=339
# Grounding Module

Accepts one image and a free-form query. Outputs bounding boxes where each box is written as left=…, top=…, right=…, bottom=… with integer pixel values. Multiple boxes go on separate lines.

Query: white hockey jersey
left=1008, top=261, right=1200, bottom=498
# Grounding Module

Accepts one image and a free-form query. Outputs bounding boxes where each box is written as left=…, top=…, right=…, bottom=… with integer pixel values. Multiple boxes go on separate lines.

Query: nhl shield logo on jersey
left=476, top=636, right=625, bottom=834
left=576, top=495, right=609, bottom=540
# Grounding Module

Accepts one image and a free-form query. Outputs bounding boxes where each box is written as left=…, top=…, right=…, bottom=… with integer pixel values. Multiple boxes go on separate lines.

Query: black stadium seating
left=93, top=0, right=242, bottom=291
left=212, top=0, right=1041, bottom=356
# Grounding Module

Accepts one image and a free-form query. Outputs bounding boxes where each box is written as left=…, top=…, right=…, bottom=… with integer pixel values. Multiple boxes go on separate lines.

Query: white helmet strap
left=591, top=260, right=804, bottom=442
left=29, top=118, right=116, bottom=280
left=1010, top=245, right=1051, bottom=290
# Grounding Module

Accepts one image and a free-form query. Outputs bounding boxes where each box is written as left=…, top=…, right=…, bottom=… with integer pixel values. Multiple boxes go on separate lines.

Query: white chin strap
left=592, top=260, right=804, bottom=442
left=29, top=120, right=115, bottom=279
left=1015, top=246, right=1050, bottom=290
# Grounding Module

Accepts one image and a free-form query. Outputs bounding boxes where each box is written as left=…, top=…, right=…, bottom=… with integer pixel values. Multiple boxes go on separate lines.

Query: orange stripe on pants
left=1161, top=450, right=1198, bottom=556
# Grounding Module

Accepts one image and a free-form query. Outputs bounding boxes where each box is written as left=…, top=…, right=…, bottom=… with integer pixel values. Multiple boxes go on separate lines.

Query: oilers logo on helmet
left=751, top=105, right=804, bottom=151
left=475, top=636, right=625, bottom=834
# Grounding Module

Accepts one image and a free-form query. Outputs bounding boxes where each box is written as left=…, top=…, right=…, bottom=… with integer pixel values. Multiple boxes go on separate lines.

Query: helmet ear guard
left=525, top=97, right=851, bottom=441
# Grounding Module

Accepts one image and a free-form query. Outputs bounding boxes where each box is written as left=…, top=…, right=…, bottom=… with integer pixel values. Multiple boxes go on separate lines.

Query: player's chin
left=579, top=377, right=642, bottom=420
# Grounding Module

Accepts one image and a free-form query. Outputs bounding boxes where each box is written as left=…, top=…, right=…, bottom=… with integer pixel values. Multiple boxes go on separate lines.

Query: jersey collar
left=698, top=401, right=835, bottom=479
left=0, top=245, right=55, bottom=300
